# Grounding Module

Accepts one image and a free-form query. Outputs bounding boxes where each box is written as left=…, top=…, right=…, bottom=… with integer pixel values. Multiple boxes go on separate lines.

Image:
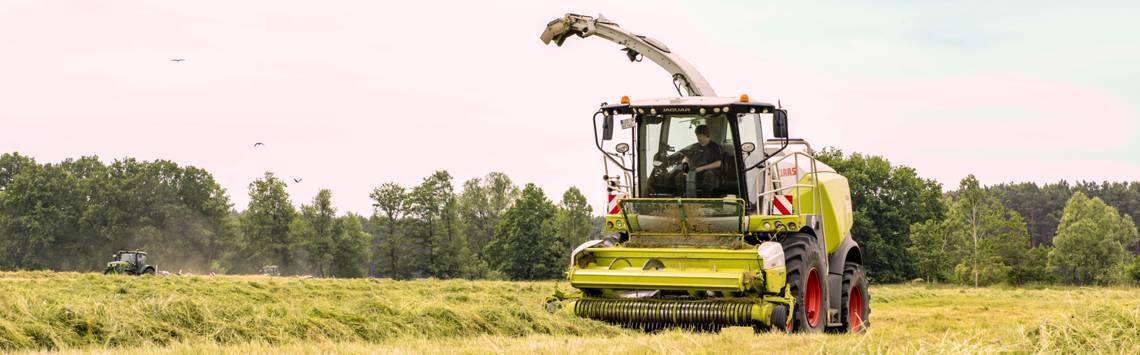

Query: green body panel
left=793, top=172, right=853, bottom=254
left=569, top=247, right=775, bottom=292
left=762, top=267, right=787, bottom=293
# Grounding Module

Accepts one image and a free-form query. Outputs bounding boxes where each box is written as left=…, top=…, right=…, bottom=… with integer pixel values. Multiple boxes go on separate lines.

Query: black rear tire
left=839, top=262, right=870, bottom=333
left=781, top=233, right=827, bottom=333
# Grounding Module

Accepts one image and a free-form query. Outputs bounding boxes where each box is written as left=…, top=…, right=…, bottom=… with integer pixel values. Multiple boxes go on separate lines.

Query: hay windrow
left=3, top=273, right=1138, bottom=354
left=0, top=272, right=620, bottom=351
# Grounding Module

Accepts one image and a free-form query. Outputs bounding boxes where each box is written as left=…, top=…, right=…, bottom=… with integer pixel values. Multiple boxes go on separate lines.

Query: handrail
left=755, top=149, right=824, bottom=238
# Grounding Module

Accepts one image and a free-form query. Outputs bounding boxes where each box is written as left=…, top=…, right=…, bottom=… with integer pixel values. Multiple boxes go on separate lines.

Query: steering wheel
left=652, top=147, right=699, bottom=177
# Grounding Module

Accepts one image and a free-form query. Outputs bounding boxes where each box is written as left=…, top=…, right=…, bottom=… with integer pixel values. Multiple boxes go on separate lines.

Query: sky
left=1, top=0, right=1138, bottom=215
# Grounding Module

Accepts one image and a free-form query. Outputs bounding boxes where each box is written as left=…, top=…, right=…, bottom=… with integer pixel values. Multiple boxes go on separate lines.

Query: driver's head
left=695, top=125, right=710, bottom=145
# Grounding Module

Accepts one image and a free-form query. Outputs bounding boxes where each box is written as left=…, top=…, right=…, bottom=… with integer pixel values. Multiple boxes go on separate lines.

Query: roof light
left=740, top=94, right=749, bottom=103
left=620, top=96, right=630, bottom=104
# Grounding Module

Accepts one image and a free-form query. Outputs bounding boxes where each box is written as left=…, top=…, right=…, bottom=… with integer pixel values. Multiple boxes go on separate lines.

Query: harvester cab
left=104, top=251, right=156, bottom=276
left=542, top=13, right=869, bottom=333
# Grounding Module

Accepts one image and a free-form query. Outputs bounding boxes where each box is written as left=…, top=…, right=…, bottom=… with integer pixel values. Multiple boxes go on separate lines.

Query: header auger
left=541, top=13, right=869, bottom=333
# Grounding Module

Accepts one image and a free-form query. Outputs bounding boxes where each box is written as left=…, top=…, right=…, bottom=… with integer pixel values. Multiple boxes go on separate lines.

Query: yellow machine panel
left=796, top=172, right=853, bottom=253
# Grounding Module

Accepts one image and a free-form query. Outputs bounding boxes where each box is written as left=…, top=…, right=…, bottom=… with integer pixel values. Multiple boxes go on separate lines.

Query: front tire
left=782, top=234, right=826, bottom=333
left=839, top=262, right=870, bottom=333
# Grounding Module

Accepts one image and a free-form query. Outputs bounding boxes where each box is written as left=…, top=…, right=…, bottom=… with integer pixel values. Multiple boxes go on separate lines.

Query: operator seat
left=713, top=145, right=739, bottom=196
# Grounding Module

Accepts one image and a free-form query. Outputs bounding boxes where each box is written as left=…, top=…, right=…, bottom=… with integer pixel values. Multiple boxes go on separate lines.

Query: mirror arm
left=593, top=111, right=634, bottom=172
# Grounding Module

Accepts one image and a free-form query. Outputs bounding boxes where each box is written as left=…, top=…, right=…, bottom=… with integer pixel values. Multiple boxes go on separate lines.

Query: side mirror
left=773, top=109, right=789, bottom=138
left=602, top=113, right=614, bottom=141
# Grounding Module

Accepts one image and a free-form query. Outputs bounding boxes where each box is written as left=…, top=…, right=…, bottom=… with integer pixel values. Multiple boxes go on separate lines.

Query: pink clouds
left=837, top=75, right=1136, bottom=151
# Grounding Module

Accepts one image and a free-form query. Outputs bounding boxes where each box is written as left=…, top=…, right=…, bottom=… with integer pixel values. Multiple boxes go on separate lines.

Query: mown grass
left=2, top=272, right=1138, bottom=354
left=0, top=271, right=617, bottom=352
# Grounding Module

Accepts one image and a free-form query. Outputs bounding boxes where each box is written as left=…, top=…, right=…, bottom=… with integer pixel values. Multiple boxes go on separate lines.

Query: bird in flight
left=293, top=178, right=303, bottom=183
left=253, top=142, right=264, bottom=147
left=170, top=58, right=185, bottom=62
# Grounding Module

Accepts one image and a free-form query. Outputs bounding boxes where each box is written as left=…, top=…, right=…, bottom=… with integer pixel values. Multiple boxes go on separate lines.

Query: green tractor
left=104, top=250, right=157, bottom=276
left=541, top=14, right=869, bottom=333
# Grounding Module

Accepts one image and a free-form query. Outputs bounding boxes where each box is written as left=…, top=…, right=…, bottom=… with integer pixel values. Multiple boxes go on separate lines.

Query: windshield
left=638, top=112, right=739, bottom=198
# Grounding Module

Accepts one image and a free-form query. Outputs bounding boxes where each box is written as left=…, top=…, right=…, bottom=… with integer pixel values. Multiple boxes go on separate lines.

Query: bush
left=1127, top=257, right=1140, bottom=285
left=1008, top=246, right=1055, bottom=285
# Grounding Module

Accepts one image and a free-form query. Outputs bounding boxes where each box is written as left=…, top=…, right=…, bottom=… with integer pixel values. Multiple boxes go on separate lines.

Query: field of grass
left=1, top=271, right=1137, bottom=354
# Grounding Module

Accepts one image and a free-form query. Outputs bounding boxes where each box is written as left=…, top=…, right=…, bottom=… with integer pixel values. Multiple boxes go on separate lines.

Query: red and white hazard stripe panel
left=772, top=194, right=795, bottom=215
left=607, top=191, right=624, bottom=215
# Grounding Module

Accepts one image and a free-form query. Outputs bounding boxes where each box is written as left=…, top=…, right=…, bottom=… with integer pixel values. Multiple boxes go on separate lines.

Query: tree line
left=3, top=150, right=1138, bottom=285
left=818, top=149, right=1140, bottom=286
left=0, top=153, right=594, bottom=279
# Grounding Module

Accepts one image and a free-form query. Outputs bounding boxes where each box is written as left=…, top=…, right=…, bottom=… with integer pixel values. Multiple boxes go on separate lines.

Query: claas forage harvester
left=541, top=13, right=869, bottom=333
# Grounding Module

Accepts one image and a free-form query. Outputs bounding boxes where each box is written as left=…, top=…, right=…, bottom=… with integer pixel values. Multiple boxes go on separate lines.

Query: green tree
left=945, top=175, right=1030, bottom=287
left=1048, top=192, right=1138, bottom=285
left=0, top=153, right=36, bottom=190
left=907, top=215, right=960, bottom=283
left=553, top=187, right=593, bottom=267
left=1008, top=246, right=1054, bottom=285
left=142, top=163, right=233, bottom=273
left=0, top=162, right=85, bottom=270
left=1126, top=257, right=1140, bottom=285
left=989, top=182, right=1070, bottom=246
left=458, top=172, right=518, bottom=262
left=816, top=148, right=946, bottom=282
left=487, top=183, right=562, bottom=280
left=991, top=181, right=1140, bottom=252
left=1074, top=181, right=1140, bottom=254
left=292, top=189, right=337, bottom=277
left=408, top=171, right=472, bottom=278
left=241, top=172, right=297, bottom=273
left=587, top=216, right=606, bottom=241
left=0, top=156, right=234, bottom=272
left=330, top=214, right=370, bottom=278
left=370, top=182, right=410, bottom=279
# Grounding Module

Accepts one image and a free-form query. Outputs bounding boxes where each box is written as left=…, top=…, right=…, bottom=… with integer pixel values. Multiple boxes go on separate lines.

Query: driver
left=673, top=125, right=722, bottom=196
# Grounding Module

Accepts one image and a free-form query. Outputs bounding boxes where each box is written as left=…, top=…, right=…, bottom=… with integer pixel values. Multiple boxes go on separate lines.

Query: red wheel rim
left=805, top=267, right=822, bottom=328
left=849, top=285, right=865, bottom=332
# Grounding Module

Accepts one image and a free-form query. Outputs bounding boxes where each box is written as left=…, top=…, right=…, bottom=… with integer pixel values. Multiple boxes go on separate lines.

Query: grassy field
left=1, top=272, right=1137, bottom=354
